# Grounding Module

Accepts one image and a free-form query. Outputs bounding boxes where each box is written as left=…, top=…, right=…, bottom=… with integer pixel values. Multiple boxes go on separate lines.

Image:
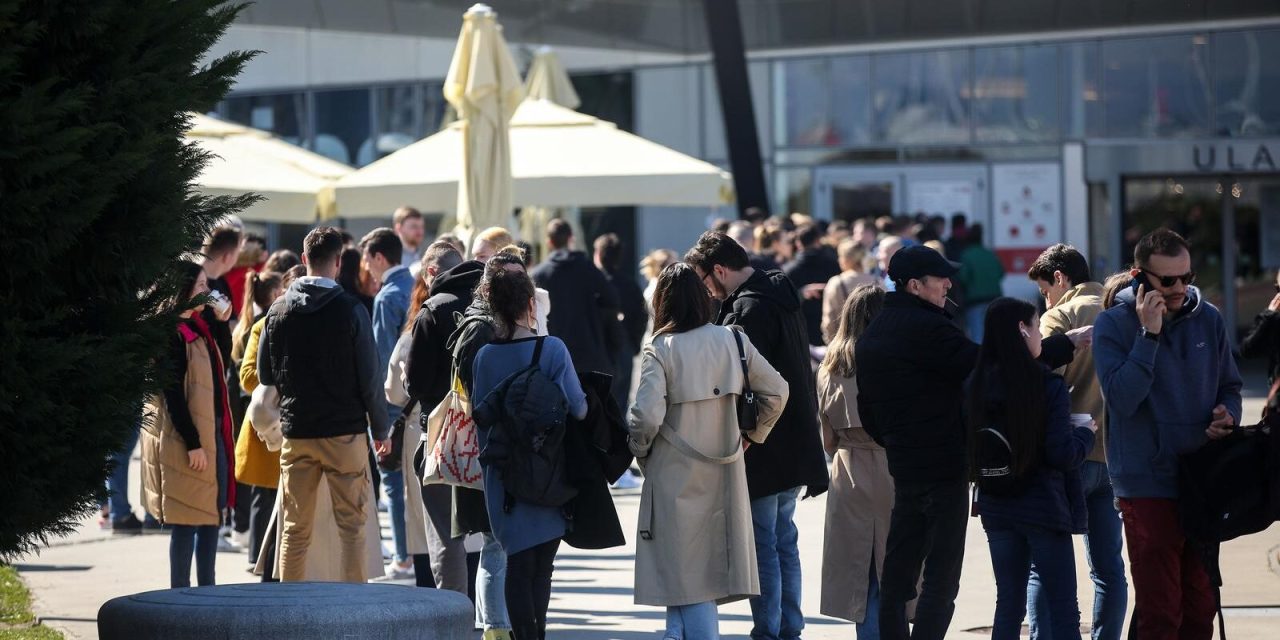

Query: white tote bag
left=420, top=375, right=483, bottom=490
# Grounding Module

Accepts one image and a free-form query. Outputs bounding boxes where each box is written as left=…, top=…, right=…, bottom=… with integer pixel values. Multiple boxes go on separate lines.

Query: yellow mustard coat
left=234, top=318, right=280, bottom=488
left=627, top=324, right=789, bottom=607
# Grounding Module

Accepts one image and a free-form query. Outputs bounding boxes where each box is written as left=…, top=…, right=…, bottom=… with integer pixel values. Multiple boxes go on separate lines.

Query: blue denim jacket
left=373, top=265, right=414, bottom=423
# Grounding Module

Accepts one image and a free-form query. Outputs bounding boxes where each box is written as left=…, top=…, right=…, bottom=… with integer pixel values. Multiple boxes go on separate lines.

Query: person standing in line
left=141, top=261, right=236, bottom=587
left=954, top=223, right=1005, bottom=343
left=817, top=285, right=892, bottom=638
left=394, top=206, right=426, bottom=275
left=685, top=232, right=829, bottom=640
left=593, top=233, right=648, bottom=410
left=628, top=263, right=789, bottom=640
left=257, top=227, right=391, bottom=583
left=1093, top=229, right=1241, bottom=639
left=531, top=219, right=621, bottom=379
left=361, top=227, right=417, bottom=580
left=395, top=241, right=473, bottom=592
left=1026, top=244, right=1126, bottom=640
left=231, top=270, right=284, bottom=565
left=471, top=265, right=589, bottom=640
left=874, top=236, right=904, bottom=292
left=1240, top=268, right=1280, bottom=388
left=821, top=240, right=880, bottom=344
left=784, top=222, right=842, bottom=346
left=968, top=298, right=1096, bottom=640
left=854, top=245, right=1082, bottom=640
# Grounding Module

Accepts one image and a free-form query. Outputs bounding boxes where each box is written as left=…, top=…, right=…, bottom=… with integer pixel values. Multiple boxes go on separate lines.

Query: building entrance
left=1122, top=175, right=1280, bottom=340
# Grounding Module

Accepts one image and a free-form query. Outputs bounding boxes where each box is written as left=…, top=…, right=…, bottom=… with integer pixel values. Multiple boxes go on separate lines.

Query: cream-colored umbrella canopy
left=334, top=99, right=735, bottom=217
left=524, top=47, right=580, bottom=110
left=443, top=3, right=525, bottom=242
left=186, top=113, right=351, bottom=223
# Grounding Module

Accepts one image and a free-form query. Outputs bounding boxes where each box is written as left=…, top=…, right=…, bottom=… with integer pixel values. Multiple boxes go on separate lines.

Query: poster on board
left=992, top=163, right=1061, bottom=273
left=907, top=180, right=975, bottom=220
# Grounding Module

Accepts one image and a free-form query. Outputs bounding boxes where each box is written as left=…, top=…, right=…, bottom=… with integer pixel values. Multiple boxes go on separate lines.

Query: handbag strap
left=730, top=327, right=753, bottom=396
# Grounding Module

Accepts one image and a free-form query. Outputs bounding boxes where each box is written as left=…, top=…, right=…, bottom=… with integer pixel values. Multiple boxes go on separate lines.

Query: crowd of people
left=99, top=202, right=1280, bottom=640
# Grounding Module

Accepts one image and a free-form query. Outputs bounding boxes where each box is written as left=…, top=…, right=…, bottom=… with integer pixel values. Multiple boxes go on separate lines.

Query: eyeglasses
left=1140, top=269, right=1196, bottom=288
left=700, top=268, right=715, bottom=286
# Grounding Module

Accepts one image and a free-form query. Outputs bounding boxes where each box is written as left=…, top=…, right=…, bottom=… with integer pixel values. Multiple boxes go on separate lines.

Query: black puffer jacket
left=717, top=269, right=829, bottom=500
left=855, top=292, right=1076, bottom=484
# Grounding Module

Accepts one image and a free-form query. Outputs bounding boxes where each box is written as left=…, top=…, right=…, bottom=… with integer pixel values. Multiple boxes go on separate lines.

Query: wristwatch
left=1139, top=327, right=1160, bottom=342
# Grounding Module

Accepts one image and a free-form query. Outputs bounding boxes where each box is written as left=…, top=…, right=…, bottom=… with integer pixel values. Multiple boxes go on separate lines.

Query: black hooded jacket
left=405, top=260, right=484, bottom=411
left=717, top=269, right=829, bottom=500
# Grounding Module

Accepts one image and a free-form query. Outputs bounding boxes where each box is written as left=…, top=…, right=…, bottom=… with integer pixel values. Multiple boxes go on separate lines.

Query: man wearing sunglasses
left=1093, top=228, right=1242, bottom=640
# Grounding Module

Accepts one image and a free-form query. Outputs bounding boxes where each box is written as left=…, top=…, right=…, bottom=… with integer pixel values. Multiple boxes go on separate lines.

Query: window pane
left=1060, top=42, right=1102, bottom=138
left=314, top=88, right=371, bottom=166
left=223, top=93, right=308, bottom=146
left=372, top=84, right=420, bottom=165
left=1213, top=30, right=1280, bottom=137
left=872, top=49, right=971, bottom=144
left=1101, top=35, right=1211, bottom=138
left=972, top=45, right=1059, bottom=142
left=774, top=55, right=871, bottom=147
left=775, top=166, right=811, bottom=217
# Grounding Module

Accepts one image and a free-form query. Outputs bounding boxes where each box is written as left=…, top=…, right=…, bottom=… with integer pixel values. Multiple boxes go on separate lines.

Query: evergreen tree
left=0, top=0, right=256, bottom=557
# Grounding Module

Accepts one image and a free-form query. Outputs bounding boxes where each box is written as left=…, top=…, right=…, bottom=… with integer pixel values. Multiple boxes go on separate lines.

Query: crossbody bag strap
left=731, top=327, right=751, bottom=390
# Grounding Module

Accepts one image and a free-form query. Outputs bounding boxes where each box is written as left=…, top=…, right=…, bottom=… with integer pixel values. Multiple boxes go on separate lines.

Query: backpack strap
left=530, top=336, right=546, bottom=367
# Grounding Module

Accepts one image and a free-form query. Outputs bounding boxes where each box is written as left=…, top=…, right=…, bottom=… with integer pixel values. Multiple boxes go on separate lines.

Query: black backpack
left=472, top=337, right=578, bottom=510
left=974, top=424, right=1023, bottom=497
left=1178, top=423, right=1275, bottom=544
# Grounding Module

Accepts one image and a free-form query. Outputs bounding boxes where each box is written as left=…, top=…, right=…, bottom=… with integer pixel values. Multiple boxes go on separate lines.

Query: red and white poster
left=992, top=163, right=1061, bottom=273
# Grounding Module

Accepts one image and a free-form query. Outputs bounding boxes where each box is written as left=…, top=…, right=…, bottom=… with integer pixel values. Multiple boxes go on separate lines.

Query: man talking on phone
left=1093, top=228, right=1242, bottom=640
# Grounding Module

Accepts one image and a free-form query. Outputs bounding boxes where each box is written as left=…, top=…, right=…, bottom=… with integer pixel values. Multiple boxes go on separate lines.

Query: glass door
left=812, top=166, right=900, bottom=223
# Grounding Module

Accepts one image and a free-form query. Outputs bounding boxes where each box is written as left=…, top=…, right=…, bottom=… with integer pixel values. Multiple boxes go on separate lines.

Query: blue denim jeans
left=380, top=468, right=408, bottom=563
left=107, top=416, right=142, bottom=520
left=984, top=518, right=1080, bottom=640
left=749, top=487, right=803, bottom=640
left=170, top=524, right=219, bottom=587
left=476, top=532, right=510, bottom=630
left=858, top=563, right=880, bottom=640
left=1028, top=461, right=1127, bottom=640
left=665, top=601, right=719, bottom=640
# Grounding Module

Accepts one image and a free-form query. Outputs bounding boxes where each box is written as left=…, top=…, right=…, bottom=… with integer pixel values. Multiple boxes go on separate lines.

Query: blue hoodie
left=1092, top=284, right=1242, bottom=499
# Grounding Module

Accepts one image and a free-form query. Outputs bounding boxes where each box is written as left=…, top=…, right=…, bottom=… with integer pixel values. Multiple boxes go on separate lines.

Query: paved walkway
left=15, top=394, right=1280, bottom=639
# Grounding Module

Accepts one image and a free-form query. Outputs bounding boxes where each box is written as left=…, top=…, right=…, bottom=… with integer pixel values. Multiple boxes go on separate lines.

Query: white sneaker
left=217, top=534, right=243, bottom=553
left=230, top=529, right=250, bottom=552
left=372, top=559, right=414, bottom=581
left=610, top=470, right=642, bottom=490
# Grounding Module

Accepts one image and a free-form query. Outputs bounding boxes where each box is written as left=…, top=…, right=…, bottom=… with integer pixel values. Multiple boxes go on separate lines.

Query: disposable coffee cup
left=1070, top=413, right=1093, bottom=429
left=208, top=290, right=231, bottom=317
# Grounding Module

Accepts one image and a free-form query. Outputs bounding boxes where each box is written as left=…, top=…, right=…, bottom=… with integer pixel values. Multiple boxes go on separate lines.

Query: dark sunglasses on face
left=1141, top=268, right=1196, bottom=288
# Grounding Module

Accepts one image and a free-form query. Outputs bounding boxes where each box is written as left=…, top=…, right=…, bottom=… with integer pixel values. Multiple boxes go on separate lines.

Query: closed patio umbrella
left=521, top=46, right=582, bottom=258
left=443, top=3, right=524, bottom=244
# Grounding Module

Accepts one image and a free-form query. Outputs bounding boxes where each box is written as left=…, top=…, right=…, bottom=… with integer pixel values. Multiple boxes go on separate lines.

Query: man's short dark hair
left=547, top=219, right=573, bottom=250
left=1028, top=243, right=1091, bottom=286
left=593, top=233, right=623, bottom=270
left=360, top=227, right=404, bottom=264
left=1134, top=228, right=1190, bottom=267
left=743, top=206, right=768, bottom=224
left=795, top=223, right=823, bottom=248
left=685, top=231, right=750, bottom=274
left=423, top=240, right=462, bottom=274
left=204, top=226, right=242, bottom=260
left=303, top=226, right=345, bottom=267
left=393, top=206, right=423, bottom=226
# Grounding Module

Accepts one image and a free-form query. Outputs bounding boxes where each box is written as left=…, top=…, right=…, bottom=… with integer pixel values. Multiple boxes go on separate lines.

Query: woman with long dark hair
left=967, top=297, right=1097, bottom=640
left=141, top=260, right=236, bottom=587
left=817, top=284, right=891, bottom=635
left=628, top=263, right=788, bottom=640
left=470, top=263, right=588, bottom=640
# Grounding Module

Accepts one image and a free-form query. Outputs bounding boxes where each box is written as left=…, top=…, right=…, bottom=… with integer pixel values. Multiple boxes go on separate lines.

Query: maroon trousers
left=1117, top=498, right=1216, bottom=640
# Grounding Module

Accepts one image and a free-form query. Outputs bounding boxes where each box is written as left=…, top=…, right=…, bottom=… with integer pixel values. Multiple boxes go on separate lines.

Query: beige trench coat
left=253, top=474, right=384, bottom=581
left=817, top=367, right=894, bottom=623
left=385, top=332, right=430, bottom=555
left=627, top=324, right=789, bottom=607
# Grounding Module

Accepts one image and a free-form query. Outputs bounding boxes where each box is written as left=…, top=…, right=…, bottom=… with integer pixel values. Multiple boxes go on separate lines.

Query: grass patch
left=0, top=565, right=63, bottom=639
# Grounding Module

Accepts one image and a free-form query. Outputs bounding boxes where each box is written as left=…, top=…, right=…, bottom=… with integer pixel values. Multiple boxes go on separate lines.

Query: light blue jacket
left=373, top=265, right=414, bottom=424
left=1093, top=285, right=1242, bottom=498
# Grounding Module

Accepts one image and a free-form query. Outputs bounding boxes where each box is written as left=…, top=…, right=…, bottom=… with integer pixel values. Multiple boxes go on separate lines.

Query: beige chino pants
left=279, top=434, right=370, bottom=583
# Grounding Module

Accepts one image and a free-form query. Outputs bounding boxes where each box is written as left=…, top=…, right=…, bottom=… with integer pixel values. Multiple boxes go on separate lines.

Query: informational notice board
left=991, top=163, right=1062, bottom=274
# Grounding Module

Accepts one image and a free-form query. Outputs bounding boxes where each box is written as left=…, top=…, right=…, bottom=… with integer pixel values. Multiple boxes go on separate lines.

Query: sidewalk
left=15, top=395, right=1280, bottom=639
